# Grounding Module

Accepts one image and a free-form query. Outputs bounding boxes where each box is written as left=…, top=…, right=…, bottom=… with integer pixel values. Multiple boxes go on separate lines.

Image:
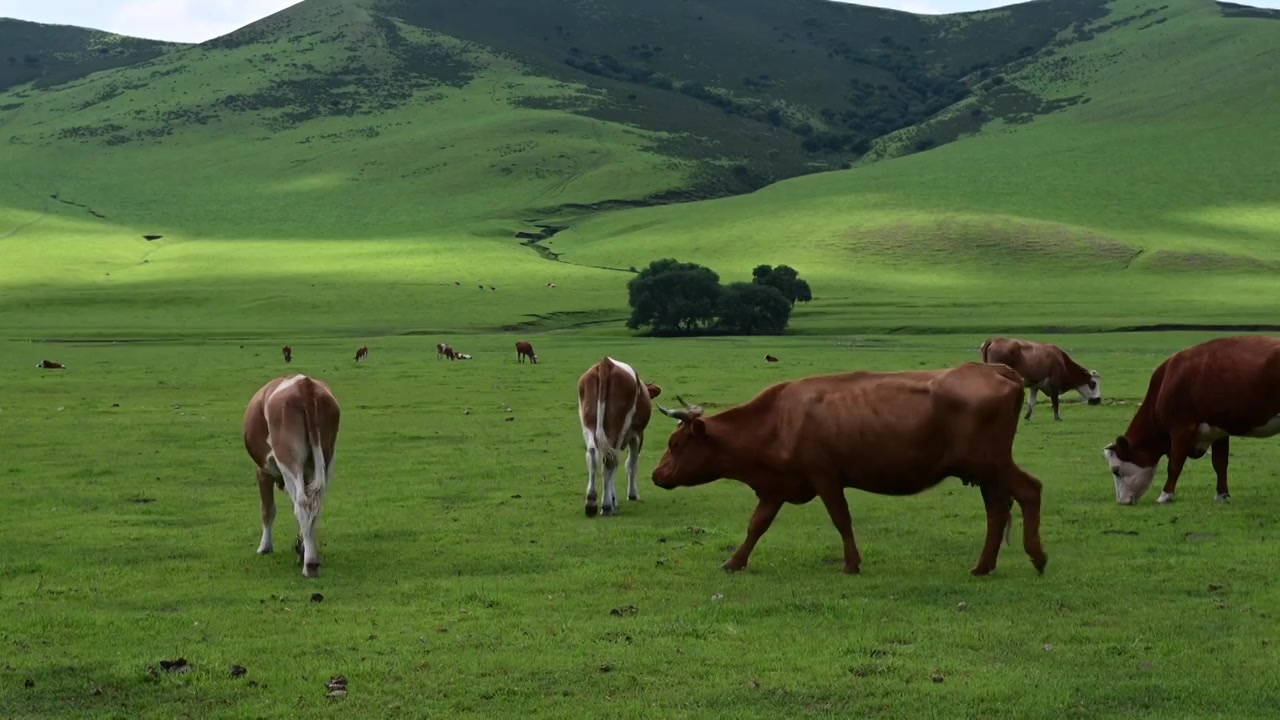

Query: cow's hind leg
left=256, top=468, right=277, bottom=554
left=624, top=434, right=642, bottom=502
left=275, top=449, right=320, bottom=578
left=1004, top=465, right=1047, bottom=574
left=1025, top=388, right=1039, bottom=420
left=971, top=481, right=1012, bottom=576
left=600, top=449, right=620, bottom=516
left=1212, top=437, right=1231, bottom=502
left=583, top=431, right=600, bottom=517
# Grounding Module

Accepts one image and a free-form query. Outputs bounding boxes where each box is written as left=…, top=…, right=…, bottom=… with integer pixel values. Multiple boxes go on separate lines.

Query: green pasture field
left=3, top=330, right=1278, bottom=718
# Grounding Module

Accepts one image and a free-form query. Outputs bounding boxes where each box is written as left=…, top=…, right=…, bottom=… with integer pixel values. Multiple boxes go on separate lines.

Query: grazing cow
left=765, top=355, right=779, bottom=363
left=436, top=343, right=457, bottom=361
left=979, top=337, right=1101, bottom=421
left=354, top=345, right=368, bottom=362
left=577, top=357, right=662, bottom=517
left=243, top=374, right=341, bottom=578
left=651, top=362, right=1047, bottom=577
left=547, top=282, right=556, bottom=288
left=37, top=359, right=65, bottom=369
left=1103, top=335, right=1280, bottom=506
left=516, top=340, right=538, bottom=364
left=281, top=345, right=292, bottom=363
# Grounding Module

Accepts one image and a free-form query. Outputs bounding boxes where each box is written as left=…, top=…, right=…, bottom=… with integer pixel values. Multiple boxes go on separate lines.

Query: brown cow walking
left=355, top=345, right=368, bottom=362
left=516, top=340, right=538, bottom=364
left=436, top=343, right=457, bottom=361
left=243, top=374, right=341, bottom=578
left=281, top=345, right=292, bottom=363
left=651, top=362, right=1047, bottom=577
left=577, top=357, right=662, bottom=517
left=980, top=337, right=1101, bottom=421
left=1104, top=335, right=1280, bottom=506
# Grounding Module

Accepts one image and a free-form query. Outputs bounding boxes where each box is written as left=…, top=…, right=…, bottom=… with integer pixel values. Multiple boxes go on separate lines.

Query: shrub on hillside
left=627, top=259, right=813, bottom=336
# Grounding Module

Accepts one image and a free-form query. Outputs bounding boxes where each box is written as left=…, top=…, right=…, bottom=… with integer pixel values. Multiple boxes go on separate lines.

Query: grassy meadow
left=3, top=0, right=1280, bottom=715
left=4, top=331, right=1280, bottom=718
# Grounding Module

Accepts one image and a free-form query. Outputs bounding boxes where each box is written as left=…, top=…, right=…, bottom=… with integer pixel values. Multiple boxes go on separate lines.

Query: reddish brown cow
left=980, top=337, right=1101, bottom=421
left=37, top=359, right=65, bottom=369
left=243, top=374, right=341, bottom=578
left=436, top=343, right=457, bottom=361
left=515, top=340, right=538, bottom=364
left=650, top=362, right=1047, bottom=577
left=355, top=345, right=368, bottom=362
left=577, top=357, right=662, bottom=517
left=1104, top=335, right=1280, bottom=506
left=765, top=355, right=779, bottom=363
left=281, top=345, right=292, bottom=363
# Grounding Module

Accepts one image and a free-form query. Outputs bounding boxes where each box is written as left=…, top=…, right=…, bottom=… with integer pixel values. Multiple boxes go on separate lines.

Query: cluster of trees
left=626, top=259, right=812, bottom=336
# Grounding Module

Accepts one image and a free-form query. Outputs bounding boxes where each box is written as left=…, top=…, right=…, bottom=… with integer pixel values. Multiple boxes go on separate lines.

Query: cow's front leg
left=723, top=497, right=783, bottom=572
left=625, top=435, right=642, bottom=502
left=816, top=484, right=860, bottom=574
left=1158, top=436, right=1192, bottom=504
left=256, top=469, right=276, bottom=554
left=1050, top=390, right=1062, bottom=422
left=1025, top=388, right=1039, bottom=420
left=1211, top=437, right=1231, bottom=502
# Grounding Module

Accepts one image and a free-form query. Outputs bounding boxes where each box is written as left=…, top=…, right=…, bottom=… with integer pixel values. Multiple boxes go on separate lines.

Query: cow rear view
left=577, top=357, right=662, bottom=517
left=243, top=374, right=341, bottom=578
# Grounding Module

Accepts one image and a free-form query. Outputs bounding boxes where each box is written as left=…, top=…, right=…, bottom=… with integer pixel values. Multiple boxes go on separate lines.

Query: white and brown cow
left=980, top=336, right=1101, bottom=421
left=243, top=374, right=341, bottom=577
left=1104, top=335, right=1280, bottom=505
left=577, top=356, right=661, bottom=517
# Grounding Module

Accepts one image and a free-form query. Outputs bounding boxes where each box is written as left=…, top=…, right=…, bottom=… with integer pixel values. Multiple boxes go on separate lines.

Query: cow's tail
left=595, top=357, right=619, bottom=466
left=979, top=338, right=993, bottom=363
left=299, top=378, right=329, bottom=516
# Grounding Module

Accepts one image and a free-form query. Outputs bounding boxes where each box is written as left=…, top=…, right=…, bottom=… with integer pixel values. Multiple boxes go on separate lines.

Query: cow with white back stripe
left=243, top=373, right=341, bottom=577
left=577, top=357, right=662, bottom=517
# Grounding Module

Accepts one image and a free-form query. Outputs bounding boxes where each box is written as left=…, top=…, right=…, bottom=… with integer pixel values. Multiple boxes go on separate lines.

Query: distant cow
left=547, top=283, right=556, bottom=288
left=980, top=337, right=1101, bottom=421
left=1104, top=335, right=1280, bottom=506
left=37, top=359, right=65, bottom=369
left=437, top=343, right=457, bottom=361
left=354, top=345, right=368, bottom=362
left=578, top=357, right=662, bottom=517
left=765, top=355, right=779, bottom=363
left=516, top=340, right=538, bottom=364
left=456, top=353, right=472, bottom=360
left=242, top=374, right=341, bottom=578
left=651, top=362, right=1047, bottom=577
left=282, top=345, right=292, bottom=363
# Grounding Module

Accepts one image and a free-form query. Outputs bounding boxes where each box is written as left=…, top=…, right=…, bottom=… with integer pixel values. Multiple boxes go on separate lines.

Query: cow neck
left=705, top=405, right=777, bottom=484
left=1123, top=364, right=1172, bottom=462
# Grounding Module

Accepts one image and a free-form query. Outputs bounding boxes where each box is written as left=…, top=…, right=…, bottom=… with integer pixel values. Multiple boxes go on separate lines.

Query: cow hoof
left=842, top=563, right=861, bottom=575
left=721, top=560, right=746, bottom=573
left=585, top=504, right=598, bottom=518
left=303, top=563, right=320, bottom=578
left=628, top=494, right=639, bottom=502
left=1054, top=417, right=1063, bottom=422
left=970, top=564, right=995, bottom=577
left=257, top=546, right=273, bottom=555
left=601, top=505, right=616, bottom=516
left=1216, top=493, right=1231, bottom=503
left=1032, top=552, right=1048, bottom=575
left=1157, top=492, right=1175, bottom=505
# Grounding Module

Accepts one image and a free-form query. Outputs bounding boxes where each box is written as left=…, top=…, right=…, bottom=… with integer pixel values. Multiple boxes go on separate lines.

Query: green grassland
left=3, top=0, right=1280, bottom=714
left=4, top=332, right=1280, bottom=718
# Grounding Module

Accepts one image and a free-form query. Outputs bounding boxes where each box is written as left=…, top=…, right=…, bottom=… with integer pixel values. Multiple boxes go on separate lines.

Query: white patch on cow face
left=1103, top=446, right=1156, bottom=505
left=1077, top=372, right=1102, bottom=404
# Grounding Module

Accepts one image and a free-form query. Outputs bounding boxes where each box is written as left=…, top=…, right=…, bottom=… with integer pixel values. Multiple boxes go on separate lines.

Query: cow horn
left=658, top=395, right=703, bottom=422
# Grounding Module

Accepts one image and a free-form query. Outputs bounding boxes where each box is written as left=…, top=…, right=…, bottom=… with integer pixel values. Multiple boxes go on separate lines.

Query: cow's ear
left=1108, top=435, right=1128, bottom=453
left=646, top=383, right=662, bottom=399
left=690, top=418, right=706, bottom=437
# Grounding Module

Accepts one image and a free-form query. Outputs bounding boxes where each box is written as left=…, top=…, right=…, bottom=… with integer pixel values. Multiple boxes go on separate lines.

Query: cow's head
left=1103, top=435, right=1157, bottom=504
left=1078, top=370, right=1103, bottom=405
left=652, top=396, right=719, bottom=489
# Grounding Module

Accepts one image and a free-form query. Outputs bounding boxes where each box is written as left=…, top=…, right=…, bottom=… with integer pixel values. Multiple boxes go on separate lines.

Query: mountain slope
left=0, top=18, right=184, bottom=92
left=0, top=0, right=1277, bottom=338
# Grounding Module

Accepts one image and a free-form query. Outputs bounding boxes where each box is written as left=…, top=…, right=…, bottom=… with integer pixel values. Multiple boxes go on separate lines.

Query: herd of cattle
left=232, top=333, right=1280, bottom=579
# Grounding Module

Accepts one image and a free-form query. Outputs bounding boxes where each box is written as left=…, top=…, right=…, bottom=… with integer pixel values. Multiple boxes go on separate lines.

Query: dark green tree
left=751, top=264, right=813, bottom=307
left=718, top=282, right=792, bottom=335
left=626, top=259, right=722, bottom=335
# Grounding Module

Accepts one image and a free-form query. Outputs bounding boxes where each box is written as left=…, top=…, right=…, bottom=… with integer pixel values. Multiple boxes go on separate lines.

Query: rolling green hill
left=0, top=0, right=1277, bottom=338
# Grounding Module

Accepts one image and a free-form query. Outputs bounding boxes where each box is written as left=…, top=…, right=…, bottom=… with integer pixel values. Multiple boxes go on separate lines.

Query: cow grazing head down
left=1103, top=435, right=1158, bottom=505
left=1079, top=370, right=1103, bottom=406
left=652, top=396, right=721, bottom=489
